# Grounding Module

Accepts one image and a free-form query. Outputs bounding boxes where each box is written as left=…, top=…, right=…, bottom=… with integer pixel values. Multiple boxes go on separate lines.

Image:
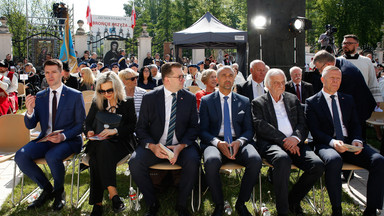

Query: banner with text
left=90, top=15, right=133, bottom=39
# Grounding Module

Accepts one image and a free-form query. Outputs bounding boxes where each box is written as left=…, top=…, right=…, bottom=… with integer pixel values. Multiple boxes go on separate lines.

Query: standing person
left=305, top=66, right=384, bottom=216
left=0, top=60, right=18, bottom=113
left=138, top=66, right=156, bottom=90
left=252, top=69, right=324, bottom=216
left=84, top=71, right=137, bottom=216
left=129, top=62, right=200, bottom=216
left=118, top=68, right=147, bottom=117
left=236, top=60, right=267, bottom=102
left=79, top=67, right=96, bottom=91
left=14, top=59, right=85, bottom=211
left=199, top=66, right=261, bottom=216
left=195, top=69, right=217, bottom=109
left=285, top=66, right=314, bottom=104
left=117, top=49, right=128, bottom=70
left=143, top=52, right=154, bottom=67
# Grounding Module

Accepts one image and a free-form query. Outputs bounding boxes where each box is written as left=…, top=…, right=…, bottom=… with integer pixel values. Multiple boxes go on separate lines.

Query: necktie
left=165, top=93, right=177, bottom=146
left=223, top=96, right=232, bottom=143
left=255, top=83, right=262, bottom=98
left=330, top=95, right=344, bottom=140
left=52, top=90, right=57, bottom=130
left=295, top=84, right=301, bottom=102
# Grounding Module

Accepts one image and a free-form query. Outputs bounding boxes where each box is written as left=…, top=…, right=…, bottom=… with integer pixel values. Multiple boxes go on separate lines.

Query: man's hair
left=322, top=66, right=341, bottom=78
left=249, top=59, right=265, bottom=70
left=161, top=62, right=182, bottom=80
left=25, top=63, right=33, bottom=67
left=344, top=34, right=359, bottom=43
left=265, top=68, right=286, bottom=88
left=148, top=64, right=158, bottom=71
left=119, top=49, right=125, bottom=55
left=217, top=66, right=234, bottom=78
left=43, top=59, right=63, bottom=72
left=313, top=50, right=335, bottom=64
left=289, top=66, right=302, bottom=75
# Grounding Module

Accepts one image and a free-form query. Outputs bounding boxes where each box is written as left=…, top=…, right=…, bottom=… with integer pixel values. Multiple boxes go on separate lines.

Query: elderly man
left=285, top=66, right=314, bottom=104
left=184, top=64, right=205, bottom=89
left=305, top=66, right=384, bottom=216
left=232, top=63, right=246, bottom=85
left=252, top=69, right=324, bottom=216
left=129, top=62, right=200, bottom=216
left=200, top=66, right=261, bottom=216
left=236, top=60, right=267, bottom=102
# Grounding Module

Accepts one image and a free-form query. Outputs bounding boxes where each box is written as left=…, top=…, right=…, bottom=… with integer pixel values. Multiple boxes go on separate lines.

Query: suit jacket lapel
left=213, top=91, right=222, bottom=132
left=42, top=88, right=50, bottom=133
left=157, top=87, right=166, bottom=130
left=54, top=85, right=67, bottom=125
left=231, top=93, right=238, bottom=124
left=246, top=81, right=254, bottom=99
left=266, top=93, right=278, bottom=128
left=337, top=92, right=347, bottom=125
left=319, top=92, right=333, bottom=124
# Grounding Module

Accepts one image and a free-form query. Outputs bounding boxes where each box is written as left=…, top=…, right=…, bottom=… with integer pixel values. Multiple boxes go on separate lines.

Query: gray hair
left=313, top=50, right=335, bottom=65
left=289, top=66, right=302, bottom=75
left=94, top=71, right=126, bottom=110
left=231, top=63, right=239, bottom=69
left=201, top=69, right=217, bottom=84
left=216, top=65, right=234, bottom=77
left=265, top=68, right=287, bottom=89
left=322, top=66, right=341, bottom=78
left=249, top=59, right=265, bottom=70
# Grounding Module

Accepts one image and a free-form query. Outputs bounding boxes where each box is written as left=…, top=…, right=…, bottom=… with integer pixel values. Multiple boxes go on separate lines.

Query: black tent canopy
left=173, top=12, right=248, bottom=74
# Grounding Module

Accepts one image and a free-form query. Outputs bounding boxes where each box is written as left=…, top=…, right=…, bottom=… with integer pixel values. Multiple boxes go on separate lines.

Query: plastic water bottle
left=261, top=203, right=270, bottom=216
left=124, top=168, right=130, bottom=176
left=224, top=200, right=232, bottom=215
left=129, top=187, right=141, bottom=211
left=27, top=189, right=42, bottom=203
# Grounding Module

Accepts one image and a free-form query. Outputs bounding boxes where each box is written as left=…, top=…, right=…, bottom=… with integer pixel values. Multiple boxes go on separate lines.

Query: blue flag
left=59, top=16, right=78, bottom=73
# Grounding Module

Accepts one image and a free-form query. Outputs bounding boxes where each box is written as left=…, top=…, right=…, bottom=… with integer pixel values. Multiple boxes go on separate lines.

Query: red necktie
left=52, top=90, right=57, bottom=130
left=295, top=84, right=301, bottom=102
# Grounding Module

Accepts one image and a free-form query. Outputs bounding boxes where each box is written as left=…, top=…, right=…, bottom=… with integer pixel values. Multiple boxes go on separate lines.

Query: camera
left=325, top=24, right=337, bottom=35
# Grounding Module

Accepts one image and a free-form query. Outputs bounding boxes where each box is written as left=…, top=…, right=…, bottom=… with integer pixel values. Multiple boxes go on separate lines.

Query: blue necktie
left=330, top=95, right=344, bottom=140
left=166, top=93, right=177, bottom=146
left=223, top=96, right=232, bottom=143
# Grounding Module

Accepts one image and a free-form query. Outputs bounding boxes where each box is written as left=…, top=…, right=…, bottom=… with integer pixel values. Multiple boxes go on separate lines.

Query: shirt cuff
left=237, top=138, right=244, bottom=146
left=26, top=110, right=34, bottom=118
left=352, top=139, right=363, bottom=144
left=291, top=136, right=301, bottom=143
left=329, top=139, right=335, bottom=148
left=211, top=138, right=220, bottom=147
left=62, top=133, right=66, bottom=141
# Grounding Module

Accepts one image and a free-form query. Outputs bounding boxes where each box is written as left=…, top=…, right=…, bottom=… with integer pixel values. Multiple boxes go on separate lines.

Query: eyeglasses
left=127, top=76, right=138, bottom=81
left=168, top=75, right=186, bottom=81
left=91, top=69, right=97, bottom=71
left=98, top=88, right=114, bottom=94
left=316, top=63, right=327, bottom=71
left=342, top=42, right=356, bottom=46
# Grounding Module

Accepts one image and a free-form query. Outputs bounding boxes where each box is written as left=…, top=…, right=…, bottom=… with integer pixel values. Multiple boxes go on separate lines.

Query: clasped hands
left=283, top=136, right=301, bottom=156
left=217, top=140, right=241, bottom=160
left=148, top=143, right=186, bottom=165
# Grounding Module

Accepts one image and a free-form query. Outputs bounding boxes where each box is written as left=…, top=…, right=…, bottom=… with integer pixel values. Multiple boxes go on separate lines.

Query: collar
left=269, top=92, right=284, bottom=104
left=219, top=90, right=232, bottom=101
left=164, top=86, right=177, bottom=98
left=251, top=79, right=263, bottom=87
left=50, top=83, right=64, bottom=94
left=343, top=53, right=359, bottom=59
left=321, top=89, right=337, bottom=99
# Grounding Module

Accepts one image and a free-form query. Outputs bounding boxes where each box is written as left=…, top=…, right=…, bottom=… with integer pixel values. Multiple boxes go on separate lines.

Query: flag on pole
left=131, top=3, right=136, bottom=29
left=59, top=16, right=78, bottom=73
left=86, top=0, right=92, bottom=27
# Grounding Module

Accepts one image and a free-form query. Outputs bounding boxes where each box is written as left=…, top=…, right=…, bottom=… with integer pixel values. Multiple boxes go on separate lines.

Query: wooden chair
left=84, top=102, right=92, bottom=116
left=17, top=83, right=26, bottom=107
left=82, top=90, right=95, bottom=99
left=83, top=94, right=94, bottom=104
left=366, top=111, right=384, bottom=126
left=148, top=161, right=201, bottom=212
left=0, top=114, right=31, bottom=205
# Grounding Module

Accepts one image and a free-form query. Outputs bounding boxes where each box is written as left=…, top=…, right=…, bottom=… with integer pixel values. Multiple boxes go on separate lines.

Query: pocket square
left=238, top=110, right=245, bottom=114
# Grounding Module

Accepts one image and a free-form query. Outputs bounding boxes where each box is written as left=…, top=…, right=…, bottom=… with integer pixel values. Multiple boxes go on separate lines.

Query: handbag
left=93, top=107, right=122, bottom=134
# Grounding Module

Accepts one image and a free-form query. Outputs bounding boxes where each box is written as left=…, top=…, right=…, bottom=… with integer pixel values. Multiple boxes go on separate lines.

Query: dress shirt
left=270, top=93, right=300, bottom=142
left=211, top=91, right=244, bottom=147
left=159, top=87, right=179, bottom=145
left=251, top=80, right=264, bottom=99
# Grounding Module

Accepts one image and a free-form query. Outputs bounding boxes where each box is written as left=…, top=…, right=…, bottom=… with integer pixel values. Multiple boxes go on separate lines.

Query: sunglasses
left=128, top=76, right=138, bottom=81
left=98, top=88, right=114, bottom=94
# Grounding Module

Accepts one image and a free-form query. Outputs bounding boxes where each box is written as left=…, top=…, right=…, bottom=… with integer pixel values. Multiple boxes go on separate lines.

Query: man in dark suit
left=199, top=66, right=262, bottom=216
left=129, top=62, right=200, bottom=216
left=15, top=59, right=85, bottom=211
left=252, top=69, right=324, bottom=216
left=236, top=60, right=266, bottom=102
left=61, top=62, right=79, bottom=90
left=285, top=66, right=314, bottom=104
left=305, top=66, right=384, bottom=216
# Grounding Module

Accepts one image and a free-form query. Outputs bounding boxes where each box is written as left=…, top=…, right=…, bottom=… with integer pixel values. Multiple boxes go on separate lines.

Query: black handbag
left=93, top=107, right=122, bottom=134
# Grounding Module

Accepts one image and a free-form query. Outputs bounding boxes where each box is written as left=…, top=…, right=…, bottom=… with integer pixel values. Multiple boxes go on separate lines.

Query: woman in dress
left=195, top=69, right=217, bottom=109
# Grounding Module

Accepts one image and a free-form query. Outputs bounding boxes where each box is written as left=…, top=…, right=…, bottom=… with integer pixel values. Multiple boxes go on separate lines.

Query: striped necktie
left=165, top=93, right=177, bottom=146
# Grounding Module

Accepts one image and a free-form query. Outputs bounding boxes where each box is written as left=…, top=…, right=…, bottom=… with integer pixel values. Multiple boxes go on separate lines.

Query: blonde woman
left=84, top=71, right=136, bottom=215
left=79, top=67, right=96, bottom=91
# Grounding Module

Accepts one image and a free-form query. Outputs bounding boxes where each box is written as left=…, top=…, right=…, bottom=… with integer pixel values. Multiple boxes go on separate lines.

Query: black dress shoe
left=267, top=167, right=273, bottom=184
left=331, top=207, right=342, bottom=216
left=90, top=204, right=103, bottom=216
left=235, top=203, right=252, bottom=216
left=145, top=202, right=159, bottom=216
left=363, top=208, right=376, bottom=216
left=52, top=188, right=66, bottom=211
left=111, top=195, right=126, bottom=213
left=176, top=205, right=191, bottom=216
left=211, top=204, right=224, bottom=216
left=27, top=187, right=53, bottom=209
left=289, top=203, right=305, bottom=216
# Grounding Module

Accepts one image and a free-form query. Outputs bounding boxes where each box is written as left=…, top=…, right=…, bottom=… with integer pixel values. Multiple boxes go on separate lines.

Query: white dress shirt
left=159, top=87, right=179, bottom=145
left=251, top=80, right=264, bottom=99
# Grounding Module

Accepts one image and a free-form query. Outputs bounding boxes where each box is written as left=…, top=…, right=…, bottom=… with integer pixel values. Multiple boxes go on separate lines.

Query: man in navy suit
left=15, top=59, right=85, bottom=211
left=305, top=66, right=384, bottom=216
left=252, top=69, right=324, bottom=216
left=199, top=66, right=262, bottom=216
left=236, top=60, right=267, bottom=102
left=129, top=62, right=200, bottom=216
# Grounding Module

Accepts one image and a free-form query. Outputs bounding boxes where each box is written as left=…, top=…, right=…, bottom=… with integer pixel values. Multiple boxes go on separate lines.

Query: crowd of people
left=2, top=33, right=384, bottom=216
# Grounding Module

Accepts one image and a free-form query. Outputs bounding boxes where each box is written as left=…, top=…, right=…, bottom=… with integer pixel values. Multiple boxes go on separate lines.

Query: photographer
left=318, top=24, right=337, bottom=54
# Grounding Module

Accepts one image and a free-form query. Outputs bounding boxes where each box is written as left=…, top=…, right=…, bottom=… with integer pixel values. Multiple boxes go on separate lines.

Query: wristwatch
left=145, top=143, right=150, bottom=149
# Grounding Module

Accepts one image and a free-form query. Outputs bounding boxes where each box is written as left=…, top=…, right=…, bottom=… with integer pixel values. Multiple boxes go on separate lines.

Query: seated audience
left=195, top=69, right=217, bottom=109
left=79, top=67, right=96, bottom=91
left=138, top=66, right=156, bottom=90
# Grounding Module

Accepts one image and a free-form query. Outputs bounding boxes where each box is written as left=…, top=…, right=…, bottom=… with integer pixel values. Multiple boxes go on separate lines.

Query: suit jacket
left=84, top=98, right=137, bottom=151
left=199, top=91, right=253, bottom=150
left=252, top=92, right=308, bottom=151
left=236, top=80, right=266, bottom=102
left=136, top=86, right=199, bottom=147
left=336, top=58, right=376, bottom=123
left=285, top=80, right=314, bottom=103
left=305, top=91, right=362, bottom=146
left=25, top=85, right=85, bottom=153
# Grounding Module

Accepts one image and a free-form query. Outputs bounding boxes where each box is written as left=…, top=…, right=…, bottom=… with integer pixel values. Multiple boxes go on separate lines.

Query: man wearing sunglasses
left=130, top=62, right=199, bottom=216
left=15, top=59, right=85, bottom=211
